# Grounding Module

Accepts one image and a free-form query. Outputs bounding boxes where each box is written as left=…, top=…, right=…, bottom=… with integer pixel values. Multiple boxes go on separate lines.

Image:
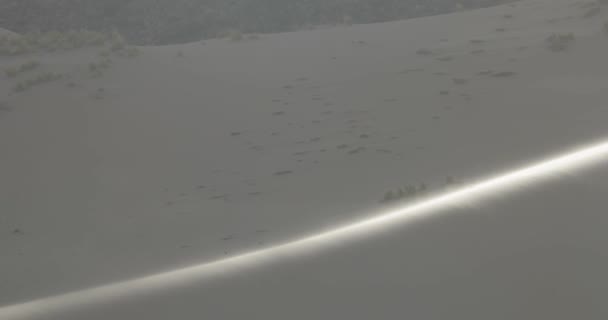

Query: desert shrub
left=4, top=60, right=40, bottom=78
left=452, top=78, right=469, bottom=85
left=12, top=72, right=62, bottom=93
left=19, top=61, right=40, bottom=73
left=545, top=33, right=575, bottom=51
left=342, top=15, right=354, bottom=26
left=380, top=183, right=429, bottom=203
left=0, top=30, right=116, bottom=56
left=416, top=48, right=433, bottom=56
left=13, top=82, right=27, bottom=93
left=227, top=29, right=244, bottom=42
left=88, top=63, right=104, bottom=78
left=33, top=72, right=63, bottom=84
left=125, top=47, right=141, bottom=57
left=109, top=30, right=127, bottom=52
left=246, top=34, right=261, bottom=41
left=90, top=87, right=106, bottom=100
left=491, top=71, right=517, bottom=78
left=583, top=6, right=602, bottom=18
left=382, top=190, right=395, bottom=202
left=4, top=66, right=18, bottom=78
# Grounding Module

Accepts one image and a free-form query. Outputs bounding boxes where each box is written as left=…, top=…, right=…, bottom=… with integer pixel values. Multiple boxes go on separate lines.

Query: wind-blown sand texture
left=2, top=0, right=608, bottom=318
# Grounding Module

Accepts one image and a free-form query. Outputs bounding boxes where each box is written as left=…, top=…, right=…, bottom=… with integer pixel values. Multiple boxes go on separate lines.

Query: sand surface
left=2, top=0, right=608, bottom=318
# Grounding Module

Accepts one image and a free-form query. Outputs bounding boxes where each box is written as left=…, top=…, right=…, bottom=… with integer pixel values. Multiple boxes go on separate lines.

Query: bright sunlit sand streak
left=4, top=140, right=608, bottom=319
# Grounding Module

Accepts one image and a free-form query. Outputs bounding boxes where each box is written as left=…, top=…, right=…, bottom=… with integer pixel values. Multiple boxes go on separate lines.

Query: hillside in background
left=0, top=0, right=517, bottom=44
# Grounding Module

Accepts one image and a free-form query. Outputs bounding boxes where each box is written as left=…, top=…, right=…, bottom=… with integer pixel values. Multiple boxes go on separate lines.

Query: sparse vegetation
left=545, top=33, right=575, bottom=51
left=4, top=66, right=18, bottom=78
left=416, top=48, right=433, bottom=56
left=0, top=30, right=111, bottom=56
left=12, top=72, right=63, bottom=93
left=490, top=71, right=517, bottom=77
left=227, top=29, right=244, bottom=42
left=246, top=34, right=261, bottom=41
left=90, top=87, right=106, bottom=100
left=0, top=0, right=519, bottom=45
left=88, top=58, right=113, bottom=78
left=582, top=6, right=602, bottom=18
left=452, top=78, right=469, bottom=85
left=4, top=60, right=41, bottom=78
left=380, top=183, right=429, bottom=203
left=0, top=30, right=139, bottom=84
left=0, top=101, right=10, bottom=113
left=436, top=56, right=454, bottom=62
left=0, top=28, right=141, bottom=72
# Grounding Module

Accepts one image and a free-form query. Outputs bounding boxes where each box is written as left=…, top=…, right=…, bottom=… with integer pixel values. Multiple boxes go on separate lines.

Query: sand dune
left=0, top=28, right=17, bottom=37
left=1, top=0, right=608, bottom=318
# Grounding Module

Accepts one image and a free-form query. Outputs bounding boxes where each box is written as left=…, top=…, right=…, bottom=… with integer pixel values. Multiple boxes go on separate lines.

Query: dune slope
left=1, top=0, right=608, bottom=315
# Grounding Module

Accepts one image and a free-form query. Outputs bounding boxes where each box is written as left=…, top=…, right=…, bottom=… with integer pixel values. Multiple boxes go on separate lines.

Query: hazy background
left=0, top=0, right=517, bottom=44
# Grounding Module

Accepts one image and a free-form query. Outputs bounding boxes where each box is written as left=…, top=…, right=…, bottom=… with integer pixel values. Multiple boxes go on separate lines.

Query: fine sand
left=2, top=0, right=608, bottom=318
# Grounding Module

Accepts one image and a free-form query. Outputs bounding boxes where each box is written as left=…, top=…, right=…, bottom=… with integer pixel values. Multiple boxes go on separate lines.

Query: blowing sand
left=1, top=0, right=608, bottom=318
